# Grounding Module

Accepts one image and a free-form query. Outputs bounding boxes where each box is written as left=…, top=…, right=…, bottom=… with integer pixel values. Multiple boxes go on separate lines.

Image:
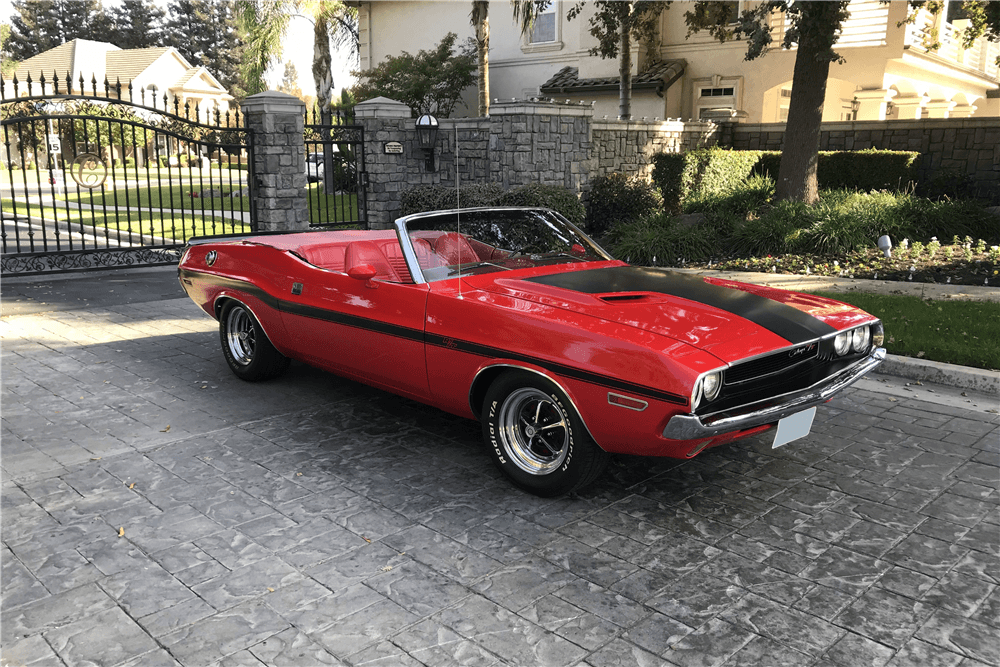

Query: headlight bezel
left=691, top=368, right=725, bottom=412
left=851, top=325, right=871, bottom=353
left=833, top=331, right=851, bottom=356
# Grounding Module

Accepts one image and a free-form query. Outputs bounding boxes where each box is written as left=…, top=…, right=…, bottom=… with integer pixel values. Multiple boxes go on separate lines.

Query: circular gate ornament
left=70, top=153, right=108, bottom=189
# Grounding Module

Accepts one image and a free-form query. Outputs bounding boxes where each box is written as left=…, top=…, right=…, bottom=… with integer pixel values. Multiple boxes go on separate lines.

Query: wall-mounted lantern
left=415, top=113, right=439, bottom=172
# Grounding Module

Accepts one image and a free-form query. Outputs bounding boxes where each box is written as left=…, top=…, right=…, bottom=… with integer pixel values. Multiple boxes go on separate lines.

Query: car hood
left=475, top=265, right=872, bottom=364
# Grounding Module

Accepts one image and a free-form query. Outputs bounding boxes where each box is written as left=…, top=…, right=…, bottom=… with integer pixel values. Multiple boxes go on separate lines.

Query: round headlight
left=691, top=378, right=703, bottom=411
left=834, top=332, right=851, bottom=356
left=852, top=325, right=870, bottom=353
left=702, top=372, right=722, bottom=402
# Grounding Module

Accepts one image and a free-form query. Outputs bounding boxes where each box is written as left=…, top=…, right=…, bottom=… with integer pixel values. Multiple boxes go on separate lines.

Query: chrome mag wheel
left=225, top=305, right=256, bottom=366
left=498, top=387, right=570, bottom=475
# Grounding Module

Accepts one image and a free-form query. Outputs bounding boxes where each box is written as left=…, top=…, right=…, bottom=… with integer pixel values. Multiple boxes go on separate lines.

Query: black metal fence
left=1, top=72, right=254, bottom=275
left=304, top=107, right=366, bottom=227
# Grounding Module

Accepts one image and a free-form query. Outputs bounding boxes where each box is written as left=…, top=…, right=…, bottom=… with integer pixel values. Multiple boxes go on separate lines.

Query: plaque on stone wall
left=384, top=142, right=404, bottom=154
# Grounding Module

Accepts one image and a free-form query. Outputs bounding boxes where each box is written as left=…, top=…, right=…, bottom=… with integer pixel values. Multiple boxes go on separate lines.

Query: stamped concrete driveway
left=2, top=268, right=998, bottom=667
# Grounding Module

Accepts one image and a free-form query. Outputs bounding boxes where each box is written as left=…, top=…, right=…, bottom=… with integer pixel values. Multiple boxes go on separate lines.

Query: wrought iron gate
left=304, top=108, right=366, bottom=227
left=1, top=73, right=255, bottom=275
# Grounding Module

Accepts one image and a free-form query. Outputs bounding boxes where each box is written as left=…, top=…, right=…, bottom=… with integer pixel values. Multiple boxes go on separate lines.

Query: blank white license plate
left=772, top=407, right=817, bottom=449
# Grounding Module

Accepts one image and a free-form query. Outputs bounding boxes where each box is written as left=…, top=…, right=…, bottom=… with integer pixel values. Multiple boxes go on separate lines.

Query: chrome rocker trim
left=662, top=348, right=886, bottom=441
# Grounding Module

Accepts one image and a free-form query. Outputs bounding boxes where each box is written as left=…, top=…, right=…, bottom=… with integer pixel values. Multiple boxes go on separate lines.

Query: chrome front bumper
left=662, top=348, right=886, bottom=441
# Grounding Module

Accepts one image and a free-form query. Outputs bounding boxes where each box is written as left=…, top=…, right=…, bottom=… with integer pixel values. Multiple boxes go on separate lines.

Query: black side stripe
left=183, top=268, right=687, bottom=406
left=526, top=266, right=837, bottom=344
left=422, top=334, right=687, bottom=405
left=279, top=299, right=425, bottom=343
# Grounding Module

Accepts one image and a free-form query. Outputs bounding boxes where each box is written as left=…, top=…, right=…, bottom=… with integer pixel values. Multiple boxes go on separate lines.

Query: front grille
left=725, top=342, right=819, bottom=385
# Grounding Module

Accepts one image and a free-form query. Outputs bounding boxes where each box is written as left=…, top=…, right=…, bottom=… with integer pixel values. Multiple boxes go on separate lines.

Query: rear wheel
left=483, top=371, right=609, bottom=497
left=219, top=301, right=290, bottom=381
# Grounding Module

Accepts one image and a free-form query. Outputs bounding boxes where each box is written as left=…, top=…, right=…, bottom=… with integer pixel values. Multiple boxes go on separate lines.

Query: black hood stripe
left=526, top=266, right=836, bottom=345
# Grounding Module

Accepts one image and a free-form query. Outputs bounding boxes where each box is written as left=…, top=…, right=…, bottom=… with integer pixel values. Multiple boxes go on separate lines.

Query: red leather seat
left=344, top=241, right=402, bottom=282
left=434, top=233, right=480, bottom=265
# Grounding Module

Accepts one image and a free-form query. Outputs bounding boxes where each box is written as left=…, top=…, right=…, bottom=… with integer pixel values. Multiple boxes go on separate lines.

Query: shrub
left=400, top=183, right=504, bottom=216
left=607, top=212, right=718, bottom=265
left=124, top=157, right=136, bottom=168
left=587, top=172, right=662, bottom=236
left=158, top=155, right=169, bottom=167
left=728, top=203, right=806, bottom=257
left=754, top=149, right=919, bottom=192
left=399, top=182, right=586, bottom=226
left=498, top=183, right=586, bottom=227
left=685, top=174, right=774, bottom=216
left=652, top=148, right=763, bottom=214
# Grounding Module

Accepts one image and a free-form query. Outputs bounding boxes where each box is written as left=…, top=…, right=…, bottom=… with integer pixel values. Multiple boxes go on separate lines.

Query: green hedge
left=755, top=148, right=920, bottom=192
left=652, top=148, right=920, bottom=212
left=399, top=182, right=586, bottom=227
left=586, top=173, right=662, bottom=236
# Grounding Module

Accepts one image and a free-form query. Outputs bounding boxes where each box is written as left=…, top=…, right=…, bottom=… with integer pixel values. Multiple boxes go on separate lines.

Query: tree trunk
left=618, top=16, right=632, bottom=120
left=313, top=15, right=338, bottom=196
left=473, top=1, right=490, bottom=117
left=774, top=7, right=838, bottom=204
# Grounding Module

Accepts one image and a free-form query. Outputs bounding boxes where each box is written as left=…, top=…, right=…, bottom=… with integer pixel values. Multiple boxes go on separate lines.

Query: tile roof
left=540, top=60, right=686, bottom=94
left=105, top=47, right=172, bottom=84
left=10, top=41, right=77, bottom=85
left=10, top=39, right=184, bottom=90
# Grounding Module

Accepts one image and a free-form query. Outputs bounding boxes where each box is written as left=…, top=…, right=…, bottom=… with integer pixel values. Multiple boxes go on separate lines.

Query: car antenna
left=456, top=122, right=462, bottom=300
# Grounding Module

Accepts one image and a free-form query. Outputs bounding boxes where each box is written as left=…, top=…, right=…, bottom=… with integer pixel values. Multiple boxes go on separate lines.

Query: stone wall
left=731, top=118, right=1000, bottom=193
left=356, top=97, right=719, bottom=227
left=592, top=119, right=719, bottom=180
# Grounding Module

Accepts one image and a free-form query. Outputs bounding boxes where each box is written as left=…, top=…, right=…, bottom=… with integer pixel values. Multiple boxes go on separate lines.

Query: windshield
left=401, top=208, right=612, bottom=283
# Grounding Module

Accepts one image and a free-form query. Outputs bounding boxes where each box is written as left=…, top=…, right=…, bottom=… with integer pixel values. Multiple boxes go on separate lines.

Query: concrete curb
left=877, top=354, right=999, bottom=396
left=678, top=268, right=1000, bottom=302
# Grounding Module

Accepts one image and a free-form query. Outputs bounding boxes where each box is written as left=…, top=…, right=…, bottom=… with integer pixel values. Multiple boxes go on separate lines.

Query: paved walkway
left=2, top=268, right=998, bottom=667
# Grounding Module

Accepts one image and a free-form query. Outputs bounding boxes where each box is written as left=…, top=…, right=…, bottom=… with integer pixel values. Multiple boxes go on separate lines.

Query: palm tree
left=468, top=1, right=553, bottom=118
left=236, top=0, right=357, bottom=113
left=470, top=1, right=490, bottom=117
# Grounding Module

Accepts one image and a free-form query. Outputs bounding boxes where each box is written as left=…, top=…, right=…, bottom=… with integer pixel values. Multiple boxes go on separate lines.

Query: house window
left=522, top=2, right=562, bottom=53
left=694, top=76, right=741, bottom=119
left=530, top=4, right=557, bottom=43
left=700, top=87, right=736, bottom=97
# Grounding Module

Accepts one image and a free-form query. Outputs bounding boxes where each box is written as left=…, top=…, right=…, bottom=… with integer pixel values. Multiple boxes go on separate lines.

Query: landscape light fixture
left=415, top=114, right=439, bottom=172
left=877, top=235, right=892, bottom=258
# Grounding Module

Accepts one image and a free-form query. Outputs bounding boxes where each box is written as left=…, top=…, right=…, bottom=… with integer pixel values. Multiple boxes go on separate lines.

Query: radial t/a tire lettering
left=218, top=300, right=290, bottom=381
left=483, top=371, right=609, bottom=497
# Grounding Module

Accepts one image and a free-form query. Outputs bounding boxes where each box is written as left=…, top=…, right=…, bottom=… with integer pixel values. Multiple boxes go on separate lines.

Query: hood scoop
left=597, top=292, right=663, bottom=303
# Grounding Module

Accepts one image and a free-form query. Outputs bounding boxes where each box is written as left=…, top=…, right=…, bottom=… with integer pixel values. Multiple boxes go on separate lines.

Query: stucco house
left=356, top=0, right=999, bottom=122
left=6, top=38, right=233, bottom=122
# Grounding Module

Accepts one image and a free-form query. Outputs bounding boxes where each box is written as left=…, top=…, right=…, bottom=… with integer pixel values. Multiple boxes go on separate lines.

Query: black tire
left=483, top=371, right=609, bottom=497
left=219, top=300, right=290, bottom=381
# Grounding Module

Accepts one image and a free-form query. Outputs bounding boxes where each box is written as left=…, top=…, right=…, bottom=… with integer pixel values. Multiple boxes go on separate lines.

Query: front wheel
left=483, top=371, right=609, bottom=497
left=219, top=301, right=290, bottom=381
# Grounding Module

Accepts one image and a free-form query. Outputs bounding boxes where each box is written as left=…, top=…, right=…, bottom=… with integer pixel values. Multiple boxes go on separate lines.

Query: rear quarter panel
left=179, top=242, right=299, bottom=355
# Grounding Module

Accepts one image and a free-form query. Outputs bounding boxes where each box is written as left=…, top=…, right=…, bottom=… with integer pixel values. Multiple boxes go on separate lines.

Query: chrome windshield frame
left=393, top=207, right=614, bottom=285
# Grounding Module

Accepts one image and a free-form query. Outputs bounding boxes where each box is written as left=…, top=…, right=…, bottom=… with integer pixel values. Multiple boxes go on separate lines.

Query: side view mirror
left=347, top=264, right=378, bottom=287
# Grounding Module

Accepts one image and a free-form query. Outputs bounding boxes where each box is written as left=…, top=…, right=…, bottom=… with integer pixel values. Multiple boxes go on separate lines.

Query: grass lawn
left=69, top=182, right=251, bottom=212
left=1, top=199, right=250, bottom=241
left=306, top=184, right=359, bottom=224
left=809, top=290, right=1000, bottom=371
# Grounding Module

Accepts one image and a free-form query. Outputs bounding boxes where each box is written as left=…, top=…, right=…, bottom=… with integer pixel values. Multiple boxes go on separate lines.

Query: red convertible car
left=179, top=207, right=885, bottom=496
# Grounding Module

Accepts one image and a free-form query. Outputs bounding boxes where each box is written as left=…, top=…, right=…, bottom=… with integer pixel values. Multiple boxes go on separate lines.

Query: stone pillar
left=950, top=104, right=976, bottom=118
left=241, top=91, right=309, bottom=232
left=355, top=96, right=415, bottom=229
left=854, top=88, right=897, bottom=121
left=925, top=100, right=956, bottom=119
left=892, top=95, right=928, bottom=120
